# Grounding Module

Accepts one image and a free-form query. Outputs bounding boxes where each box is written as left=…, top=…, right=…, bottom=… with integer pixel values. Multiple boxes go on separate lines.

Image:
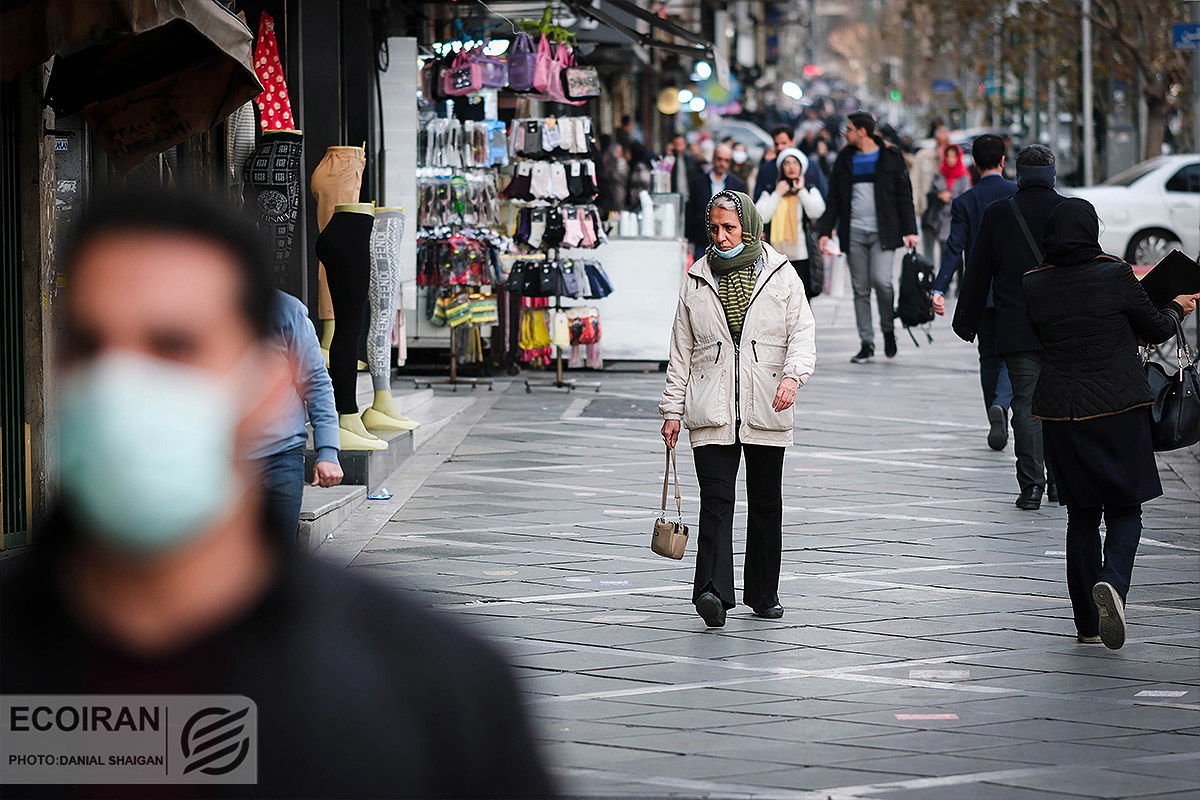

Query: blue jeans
left=258, top=446, right=305, bottom=542
left=977, top=308, right=1012, bottom=411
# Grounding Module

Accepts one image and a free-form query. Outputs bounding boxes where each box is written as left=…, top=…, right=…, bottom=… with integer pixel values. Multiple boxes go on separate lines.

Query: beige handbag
left=651, top=447, right=689, bottom=559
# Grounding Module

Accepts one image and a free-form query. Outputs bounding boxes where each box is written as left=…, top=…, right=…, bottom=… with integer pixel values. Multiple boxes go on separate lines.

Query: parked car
left=706, top=119, right=773, bottom=164
left=1066, top=155, right=1200, bottom=266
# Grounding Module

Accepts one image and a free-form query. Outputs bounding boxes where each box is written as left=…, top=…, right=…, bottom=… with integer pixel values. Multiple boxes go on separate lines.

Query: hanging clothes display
left=419, top=119, right=509, bottom=169
left=251, top=12, right=295, bottom=132
left=418, top=170, right=500, bottom=228
left=368, top=208, right=405, bottom=392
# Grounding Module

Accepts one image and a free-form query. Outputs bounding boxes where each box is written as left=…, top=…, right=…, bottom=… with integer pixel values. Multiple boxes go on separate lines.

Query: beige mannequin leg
left=361, top=390, right=420, bottom=431
left=339, top=412, right=387, bottom=450
left=320, top=319, right=335, bottom=366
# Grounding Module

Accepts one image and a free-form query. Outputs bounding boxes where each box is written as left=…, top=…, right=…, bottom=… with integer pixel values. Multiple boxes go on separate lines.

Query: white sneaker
left=1092, top=582, right=1126, bottom=650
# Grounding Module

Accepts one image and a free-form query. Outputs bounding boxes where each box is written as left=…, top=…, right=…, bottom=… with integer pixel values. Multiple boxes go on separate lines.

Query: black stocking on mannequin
left=314, top=202, right=385, bottom=450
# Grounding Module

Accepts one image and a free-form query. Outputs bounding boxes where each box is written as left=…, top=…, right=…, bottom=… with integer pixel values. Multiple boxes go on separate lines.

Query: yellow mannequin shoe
left=339, top=413, right=387, bottom=450
left=362, top=407, right=419, bottom=432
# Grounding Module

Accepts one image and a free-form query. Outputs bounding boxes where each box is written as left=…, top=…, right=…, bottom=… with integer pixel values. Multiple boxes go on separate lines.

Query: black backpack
left=896, top=248, right=935, bottom=344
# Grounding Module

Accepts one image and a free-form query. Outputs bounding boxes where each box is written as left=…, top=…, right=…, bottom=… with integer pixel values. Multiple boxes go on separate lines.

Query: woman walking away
left=755, top=148, right=827, bottom=298
left=659, top=191, right=816, bottom=628
left=1023, top=198, right=1198, bottom=650
left=927, top=144, right=971, bottom=282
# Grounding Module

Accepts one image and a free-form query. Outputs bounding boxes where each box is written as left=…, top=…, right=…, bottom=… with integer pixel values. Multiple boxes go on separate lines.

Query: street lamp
left=693, top=61, right=712, bottom=80
left=781, top=81, right=804, bottom=100
left=678, top=88, right=695, bottom=103
left=689, top=96, right=707, bottom=112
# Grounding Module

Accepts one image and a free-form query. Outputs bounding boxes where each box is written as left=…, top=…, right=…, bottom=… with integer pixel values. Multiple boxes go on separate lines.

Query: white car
left=1066, top=155, right=1200, bottom=266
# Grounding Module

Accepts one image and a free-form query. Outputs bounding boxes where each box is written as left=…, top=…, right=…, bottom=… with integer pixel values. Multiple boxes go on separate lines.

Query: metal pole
left=1082, top=0, right=1095, bottom=185
left=1193, top=0, right=1200, bottom=154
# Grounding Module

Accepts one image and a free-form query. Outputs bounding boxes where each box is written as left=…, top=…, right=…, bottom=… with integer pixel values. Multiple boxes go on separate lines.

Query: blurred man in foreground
left=0, top=190, right=553, bottom=798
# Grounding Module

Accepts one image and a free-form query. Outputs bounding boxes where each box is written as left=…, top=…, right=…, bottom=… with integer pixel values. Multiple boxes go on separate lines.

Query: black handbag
left=1145, top=316, right=1200, bottom=451
left=802, top=216, right=823, bottom=297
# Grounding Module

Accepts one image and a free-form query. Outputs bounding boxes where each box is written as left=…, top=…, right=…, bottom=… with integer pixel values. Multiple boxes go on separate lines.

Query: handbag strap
left=661, top=447, right=682, bottom=521
left=1008, top=197, right=1042, bottom=263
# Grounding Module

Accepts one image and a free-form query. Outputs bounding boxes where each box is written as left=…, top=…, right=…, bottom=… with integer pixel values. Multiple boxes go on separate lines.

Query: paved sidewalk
left=323, top=296, right=1199, bottom=799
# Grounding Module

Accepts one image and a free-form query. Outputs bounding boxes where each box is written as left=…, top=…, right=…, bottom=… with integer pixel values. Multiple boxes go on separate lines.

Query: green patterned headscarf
left=705, top=190, right=763, bottom=342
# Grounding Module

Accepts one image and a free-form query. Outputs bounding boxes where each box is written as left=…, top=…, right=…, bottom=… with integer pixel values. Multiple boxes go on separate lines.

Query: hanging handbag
left=532, top=34, right=554, bottom=94
left=443, top=48, right=482, bottom=97
left=472, top=47, right=508, bottom=88
left=542, top=42, right=586, bottom=106
left=1144, top=315, right=1200, bottom=451
left=651, top=447, right=688, bottom=560
left=802, top=215, right=823, bottom=298
left=506, top=32, right=537, bottom=91
left=562, top=47, right=601, bottom=99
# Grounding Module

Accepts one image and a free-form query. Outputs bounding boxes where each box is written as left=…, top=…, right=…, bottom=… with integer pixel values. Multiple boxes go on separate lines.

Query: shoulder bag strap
left=1008, top=196, right=1042, bottom=263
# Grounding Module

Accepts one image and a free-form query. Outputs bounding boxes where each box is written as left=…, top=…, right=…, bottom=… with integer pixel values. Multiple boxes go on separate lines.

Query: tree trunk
left=1143, top=93, right=1167, bottom=160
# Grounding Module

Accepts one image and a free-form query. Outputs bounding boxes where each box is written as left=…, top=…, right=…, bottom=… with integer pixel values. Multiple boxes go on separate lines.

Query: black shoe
left=752, top=604, right=784, bottom=619
left=1015, top=486, right=1043, bottom=510
left=883, top=331, right=897, bottom=359
left=851, top=342, right=874, bottom=363
left=1092, top=581, right=1126, bottom=650
left=695, top=592, right=726, bottom=628
left=1046, top=479, right=1059, bottom=504
left=986, top=405, right=1009, bottom=451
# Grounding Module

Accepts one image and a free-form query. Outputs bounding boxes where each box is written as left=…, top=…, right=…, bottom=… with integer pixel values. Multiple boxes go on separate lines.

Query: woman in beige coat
left=659, top=190, right=816, bottom=627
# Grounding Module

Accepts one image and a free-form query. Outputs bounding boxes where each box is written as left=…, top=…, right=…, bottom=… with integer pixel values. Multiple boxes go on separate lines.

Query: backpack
left=895, top=248, right=935, bottom=345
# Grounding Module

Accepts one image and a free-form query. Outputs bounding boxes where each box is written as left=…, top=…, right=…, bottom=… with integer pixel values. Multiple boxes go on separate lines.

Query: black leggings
left=314, top=211, right=374, bottom=413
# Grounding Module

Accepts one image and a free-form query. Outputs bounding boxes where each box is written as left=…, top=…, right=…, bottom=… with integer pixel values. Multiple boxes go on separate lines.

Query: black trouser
left=1002, top=350, right=1051, bottom=492
left=1066, top=504, right=1142, bottom=636
left=692, top=441, right=785, bottom=611
left=314, top=211, right=374, bottom=413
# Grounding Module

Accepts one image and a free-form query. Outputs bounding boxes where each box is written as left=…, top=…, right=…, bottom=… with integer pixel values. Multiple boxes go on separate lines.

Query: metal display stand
left=524, top=295, right=602, bottom=394
left=413, top=320, right=494, bottom=391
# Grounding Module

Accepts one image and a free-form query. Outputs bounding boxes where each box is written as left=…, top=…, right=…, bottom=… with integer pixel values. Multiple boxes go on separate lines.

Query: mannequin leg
left=310, top=147, right=367, bottom=321
left=362, top=210, right=419, bottom=432
left=244, top=129, right=303, bottom=288
left=315, top=210, right=383, bottom=448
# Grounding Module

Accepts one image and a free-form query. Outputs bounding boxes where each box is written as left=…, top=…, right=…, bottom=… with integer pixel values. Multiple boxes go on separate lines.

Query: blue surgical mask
left=56, top=351, right=246, bottom=555
left=713, top=241, right=746, bottom=259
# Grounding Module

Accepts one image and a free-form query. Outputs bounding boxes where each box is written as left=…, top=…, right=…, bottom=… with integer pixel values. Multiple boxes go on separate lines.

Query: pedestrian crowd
left=661, top=108, right=1199, bottom=658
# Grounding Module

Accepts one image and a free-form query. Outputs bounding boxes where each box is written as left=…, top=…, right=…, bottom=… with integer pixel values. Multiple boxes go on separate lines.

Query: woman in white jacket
left=659, top=190, right=816, bottom=628
left=755, top=148, right=826, bottom=297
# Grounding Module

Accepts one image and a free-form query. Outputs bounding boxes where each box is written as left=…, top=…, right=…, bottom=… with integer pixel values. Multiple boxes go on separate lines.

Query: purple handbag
left=506, top=32, right=536, bottom=91
left=472, top=48, right=508, bottom=88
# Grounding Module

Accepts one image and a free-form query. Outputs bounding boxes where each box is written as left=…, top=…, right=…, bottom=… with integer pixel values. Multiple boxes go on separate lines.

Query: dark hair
left=972, top=134, right=1006, bottom=171
left=847, top=111, right=875, bottom=136
left=770, top=125, right=794, bottom=141
left=1016, top=144, right=1055, bottom=168
left=620, top=115, right=632, bottom=127
left=60, top=189, right=276, bottom=339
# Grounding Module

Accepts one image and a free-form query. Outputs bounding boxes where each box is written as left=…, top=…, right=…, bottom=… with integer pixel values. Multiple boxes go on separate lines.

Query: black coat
left=953, top=183, right=1065, bottom=353
left=1024, top=256, right=1183, bottom=421
left=686, top=170, right=747, bottom=251
left=1, top=509, right=556, bottom=799
left=815, top=138, right=916, bottom=252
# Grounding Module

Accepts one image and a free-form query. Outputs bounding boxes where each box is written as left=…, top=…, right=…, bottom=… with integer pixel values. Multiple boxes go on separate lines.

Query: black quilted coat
left=1023, top=200, right=1183, bottom=421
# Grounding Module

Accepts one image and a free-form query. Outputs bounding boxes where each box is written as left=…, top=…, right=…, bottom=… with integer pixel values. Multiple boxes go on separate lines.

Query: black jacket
left=1, top=510, right=556, bottom=799
left=686, top=169, right=747, bottom=251
left=1024, top=257, right=1183, bottom=421
left=953, top=183, right=1066, bottom=353
left=815, top=137, right=916, bottom=252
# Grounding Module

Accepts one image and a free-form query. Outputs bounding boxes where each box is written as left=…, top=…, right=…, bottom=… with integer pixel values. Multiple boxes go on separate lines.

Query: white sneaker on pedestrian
left=1092, top=581, right=1126, bottom=650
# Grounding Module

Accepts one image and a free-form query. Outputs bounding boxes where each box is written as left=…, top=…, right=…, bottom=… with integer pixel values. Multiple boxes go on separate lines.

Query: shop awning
left=1, top=0, right=262, bottom=171
left=562, top=0, right=711, bottom=60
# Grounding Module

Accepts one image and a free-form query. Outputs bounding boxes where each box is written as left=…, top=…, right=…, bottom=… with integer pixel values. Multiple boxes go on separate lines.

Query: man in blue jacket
left=249, top=289, right=343, bottom=539
left=932, top=134, right=1015, bottom=451
left=954, top=145, right=1065, bottom=510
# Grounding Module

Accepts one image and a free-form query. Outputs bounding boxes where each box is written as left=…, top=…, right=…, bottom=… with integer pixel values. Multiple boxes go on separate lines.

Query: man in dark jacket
left=817, top=111, right=919, bottom=362
left=932, top=134, right=1016, bottom=451
left=953, top=144, right=1065, bottom=510
left=0, top=190, right=555, bottom=798
left=686, top=143, right=747, bottom=258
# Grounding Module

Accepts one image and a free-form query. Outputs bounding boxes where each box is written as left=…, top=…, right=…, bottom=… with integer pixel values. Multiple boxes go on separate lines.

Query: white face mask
left=56, top=351, right=252, bottom=555
left=732, top=150, right=748, bottom=164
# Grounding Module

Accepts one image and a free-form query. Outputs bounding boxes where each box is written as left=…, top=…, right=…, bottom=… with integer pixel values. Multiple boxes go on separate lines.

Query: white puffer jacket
left=659, top=243, right=816, bottom=448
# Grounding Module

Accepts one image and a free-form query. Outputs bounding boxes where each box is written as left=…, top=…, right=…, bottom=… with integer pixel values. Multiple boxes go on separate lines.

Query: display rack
left=523, top=246, right=601, bottom=394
